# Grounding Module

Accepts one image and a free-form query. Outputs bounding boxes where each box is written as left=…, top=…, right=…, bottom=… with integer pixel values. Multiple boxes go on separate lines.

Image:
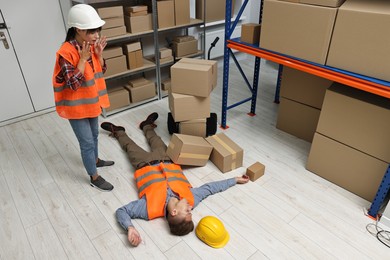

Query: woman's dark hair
left=65, top=27, right=102, bottom=42
left=167, top=214, right=194, bottom=236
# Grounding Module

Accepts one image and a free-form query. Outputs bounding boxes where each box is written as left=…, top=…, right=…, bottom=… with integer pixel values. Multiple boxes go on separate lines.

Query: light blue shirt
left=116, top=178, right=237, bottom=231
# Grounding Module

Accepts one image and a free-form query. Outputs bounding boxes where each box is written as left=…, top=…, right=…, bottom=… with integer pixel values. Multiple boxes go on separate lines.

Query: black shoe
left=90, top=176, right=114, bottom=191
left=101, top=122, right=125, bottom=133
left=96, top=158, right=114, bottom=168
left=139, top=112, right=159, bottom=130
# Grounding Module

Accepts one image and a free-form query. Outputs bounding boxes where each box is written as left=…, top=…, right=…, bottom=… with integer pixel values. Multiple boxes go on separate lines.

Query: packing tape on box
left=211, top=135, right=237, bottom=160
left=179, top=153, right=210, bottom=159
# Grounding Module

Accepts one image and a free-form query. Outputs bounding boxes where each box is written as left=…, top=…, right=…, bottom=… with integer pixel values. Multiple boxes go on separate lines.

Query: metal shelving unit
left=222, top=0, right=390, bottom=219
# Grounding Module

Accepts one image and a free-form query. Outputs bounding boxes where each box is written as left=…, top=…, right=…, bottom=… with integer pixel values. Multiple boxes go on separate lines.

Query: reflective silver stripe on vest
left=135, top=170, right=163, bottom=183
left=138, top=177, right=166, bottom=194
left=95, top=72, right=104, bottom=79
left=162, top=167, right=182, bottom=174
left=99, top=88, right=107, bottom=96
left=55, top=96, right=99, bottom=107
left=167, top=176, right=190, bottom=184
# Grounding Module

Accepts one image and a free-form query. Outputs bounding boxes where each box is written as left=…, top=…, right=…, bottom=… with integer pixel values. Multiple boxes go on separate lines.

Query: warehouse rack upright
left=221, top=0, right=390, bottom=219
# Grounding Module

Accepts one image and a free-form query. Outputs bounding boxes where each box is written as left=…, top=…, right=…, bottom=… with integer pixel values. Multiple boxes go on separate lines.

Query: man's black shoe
left=139, top=112, right=159, bottom=130
left=101, top=122, right=125, bottom=133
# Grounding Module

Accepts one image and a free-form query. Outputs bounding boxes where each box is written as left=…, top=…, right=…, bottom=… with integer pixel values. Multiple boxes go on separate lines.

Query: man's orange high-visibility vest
left=135, top=163, right=194, bottom=219
left=52, top=42, right=110, bottom=119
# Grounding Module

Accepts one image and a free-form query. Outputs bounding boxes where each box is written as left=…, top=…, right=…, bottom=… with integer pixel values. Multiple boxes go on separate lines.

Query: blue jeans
left=69, top=117, right=99, bottom=177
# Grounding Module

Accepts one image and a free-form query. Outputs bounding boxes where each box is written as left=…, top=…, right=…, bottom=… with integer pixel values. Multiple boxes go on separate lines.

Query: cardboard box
left=157, top=0, right=175, bottom=28
left=206, top=133, right=244, bottom=173
left=127, top=50, right=144, bottom=70
left=173, top=35, right=195, bottom=42
left=102, top=46, right=123, bottom=59
left=280, top=66, right=332, bottom=109
left=246, top=162, right=265, bottom=181
left=159, top=47, right=172, bottom=59
left=169, top=92, right=210, bottom=122
left=326, top=0, right=390, bottom=82
left=166, top=133, right=213, bottom=166
left=162, top=78, right=171, bottom=91
left=124, top=81, right=156, bottom=103
left=306, top=133, right=388, bottom=201
left=101, top=26, right=126, bottom=38
left=278, top=0, right=345, bottom=7
left=124, top=14, right=153, bottom=33
left=179, top=58, right=218, bottom=89
left=104, top=55, right=128, bottom=77
left=241, top=23, right=261, bottom=45
left=102, top=17, right=124, bottom=29
left=174, top=0, right=190, bottom=25
left=106, top=87, right=130, bottom=112
left=97, top=6, right=123, bottom=19
left=260, top=0, right=337, bottom=65
left=179, top=119, right=207, bottom=137
left=317, top=83, right=390, bottom=163
left=276, top=97, right=321, bottom=142
left=126, top=5, right=148, bottom=13
left=130, top=10, right=148, bottom=17
left=196, top=0, right=235, bottom=22
left=171, top=62, right=213, bottom=97
left=128, top=77, right=149, bottom=88
left=124, top=42, right=141, bottom=53
left=172, top=39, right=198, bottom=57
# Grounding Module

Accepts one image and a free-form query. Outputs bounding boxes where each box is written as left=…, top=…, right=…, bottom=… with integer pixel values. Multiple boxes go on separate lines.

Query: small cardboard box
left=179, top=119, right=207, bottom=137
left=179, top=58, right=218, bottom=89
left=206, top=133, right=244, bottom=173
left=124, top=81, right=156, bottom=103
left=104, top=55, right=128, bottom=77
left=276, top=97, right=321, bottom=142
left=166, top=133, right=213, bottom=166
left=169, top=92, right=210, bottom=122
left=97, top=6, right=123, bottom=19
left=124, top=14, right=153, bottom=33
left=128, top=77, right=149, bottom=88
left=196, top=0, right=235, bottom=22
left=159, top=47, right=173, bottom=59
left=103, top=17, right=125, bottom=29
left=307, top=133, right=388, bottom=201
left=126, top=5, right=148, bottom=13
left=173, top=35, right=195, bottom=42
left=124, top=42, right=141, bottom=53
left=126, top=50, right=144, bottom=69
left=102, top=46, right=123, bottom=59
left=161, top=78, right=171, bottom=91
left=246, top=162, right=265, bottom=181
left=101, top=26, right=126, bottom=38
left=157, top=0, right=175, bottom=28
left=172, top=39, right=198, bottom=57
left=174, top=0, right=190, bottom=25
left=106, top=87, right=131, bottom=112
left=171, top=62, right=213, bottom=97
left=241, top=23, right=261, bottom=45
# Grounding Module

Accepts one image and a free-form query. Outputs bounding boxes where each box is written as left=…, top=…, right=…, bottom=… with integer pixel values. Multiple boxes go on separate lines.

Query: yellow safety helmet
left=195, top=216, right=230, bottom=248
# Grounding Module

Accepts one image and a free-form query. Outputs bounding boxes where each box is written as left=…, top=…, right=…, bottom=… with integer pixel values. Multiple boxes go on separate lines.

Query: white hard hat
left=67, top=4, right=105, bottom=30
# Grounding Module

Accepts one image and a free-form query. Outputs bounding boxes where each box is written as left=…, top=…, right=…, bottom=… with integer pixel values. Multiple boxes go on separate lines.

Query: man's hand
left=127, top=226, right=142, bottom=247
left=235, top=175, right=250, bottom=184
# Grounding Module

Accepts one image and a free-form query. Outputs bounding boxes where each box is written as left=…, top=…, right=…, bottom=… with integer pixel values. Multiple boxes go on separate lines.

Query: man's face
left=175, top=198, right=193, bottom=222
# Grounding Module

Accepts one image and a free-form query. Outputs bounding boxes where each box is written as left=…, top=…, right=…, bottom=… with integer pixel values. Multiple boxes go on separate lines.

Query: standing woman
left=53, top=4, right=114, bottom=191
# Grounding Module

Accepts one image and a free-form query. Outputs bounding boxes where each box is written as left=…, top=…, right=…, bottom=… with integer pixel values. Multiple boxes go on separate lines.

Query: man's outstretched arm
left=191, top=176, right=249, bottom=207
left=116, top=198, right=149, bottom=246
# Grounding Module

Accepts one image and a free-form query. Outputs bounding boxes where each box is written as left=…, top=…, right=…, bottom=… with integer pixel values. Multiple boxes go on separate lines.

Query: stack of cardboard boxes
left=97, top=6, right=126, bottom=38
left=124, top=41, right=143, bottom=70
left=156, top=0, right=190, bottom=28
left=169, top=57, right=218, bottom=137
left=306, top=83, right=390, bottom=201
left=172, top=35, right=198, bottom=58
left=124, top=5, right=153, bottom=33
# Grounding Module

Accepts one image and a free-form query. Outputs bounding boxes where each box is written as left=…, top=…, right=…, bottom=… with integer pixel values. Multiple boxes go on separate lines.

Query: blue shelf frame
left=222, top=0, right=390, bottom=219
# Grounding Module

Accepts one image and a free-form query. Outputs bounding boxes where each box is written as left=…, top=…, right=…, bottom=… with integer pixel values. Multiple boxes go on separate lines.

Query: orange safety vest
left=134, top=163, right=194, bottom=219
left=52, top=42, right=110, bottom=119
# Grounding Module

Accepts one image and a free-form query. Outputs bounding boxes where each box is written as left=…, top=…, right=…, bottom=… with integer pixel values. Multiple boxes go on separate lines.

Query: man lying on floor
left=101, top=112, right=249, bottom=247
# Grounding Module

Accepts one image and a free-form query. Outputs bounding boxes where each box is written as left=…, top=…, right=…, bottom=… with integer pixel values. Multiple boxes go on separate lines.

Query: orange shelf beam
left=227, top=40, right=390, bottom=99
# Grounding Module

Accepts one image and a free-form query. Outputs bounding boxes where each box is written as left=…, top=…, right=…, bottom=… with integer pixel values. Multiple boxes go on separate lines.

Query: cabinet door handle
left=0, top=32, right=9, bottom=49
